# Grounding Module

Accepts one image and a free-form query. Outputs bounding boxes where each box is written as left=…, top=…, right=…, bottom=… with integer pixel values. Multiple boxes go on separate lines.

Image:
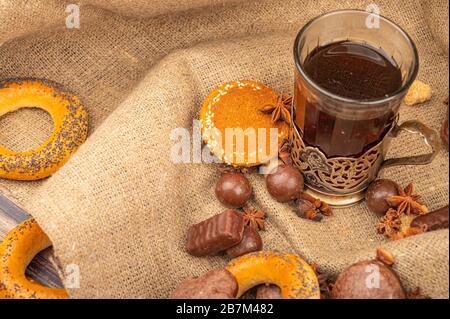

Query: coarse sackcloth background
left=0, top=0, right=448, bottom=298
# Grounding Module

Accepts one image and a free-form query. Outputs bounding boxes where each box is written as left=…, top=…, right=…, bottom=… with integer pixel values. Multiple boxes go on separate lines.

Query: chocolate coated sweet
left=171, top=269, right=238, bottom=299
left=256, top=285, right=282, bottom=299
left=266, top=164, right=304, bottom=202
left=365, top=179, right=400, bottom=216
left=215, top=172, right=252, bottom=208
left=411, top=205, right=449, bottom=231
left=226, top=226, right=263, bottom=258
left=332, top=260, right=406, bottom=299
left=186, top=209, right=244, bottom=256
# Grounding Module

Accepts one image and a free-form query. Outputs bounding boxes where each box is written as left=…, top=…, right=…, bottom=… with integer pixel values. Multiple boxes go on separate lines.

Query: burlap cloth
left=0, top=0, right=448, bottom=298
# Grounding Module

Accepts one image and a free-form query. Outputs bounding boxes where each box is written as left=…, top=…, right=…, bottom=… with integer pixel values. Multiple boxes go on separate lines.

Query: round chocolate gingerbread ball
left=215, top=172, right=252, bottom=208
left=331, top=260, right=406, bottom=299
left=365, top=179, right=400, bottom=216
left=266, top=164, right=304, bottom=203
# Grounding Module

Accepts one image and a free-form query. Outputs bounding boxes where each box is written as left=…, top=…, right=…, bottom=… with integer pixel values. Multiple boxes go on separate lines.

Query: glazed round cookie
left=0, top=219, right=68, bottom=299
left=226, top=251, right=320, bottom=299
left=200, top=80, right=290, bottom=167
left=0, top=79, right=88, bottom=180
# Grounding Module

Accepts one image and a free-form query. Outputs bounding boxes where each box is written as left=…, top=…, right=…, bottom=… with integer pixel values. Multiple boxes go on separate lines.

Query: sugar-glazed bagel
left=0, top=79, right=88, bottom=180
left=226, top=251, right=320, bottom=299
left=0, top=219, right=68, bottom=299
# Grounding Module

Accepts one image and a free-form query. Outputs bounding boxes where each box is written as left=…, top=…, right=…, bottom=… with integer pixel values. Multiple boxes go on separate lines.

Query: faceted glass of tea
left=289, top=9, right=444, bottom=206
left=293, top=9, right=419, bottom=158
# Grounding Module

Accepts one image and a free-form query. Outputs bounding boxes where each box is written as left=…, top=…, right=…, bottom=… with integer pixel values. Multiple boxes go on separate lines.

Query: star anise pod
left=310, top=262, right=332, bottom=299
left=259, top=93, right=292, bottom=125
left=376, top=208, right=402, bottom=238
left=295, top=207, right=323, bottom=221
left=385, top=183, right=428, bottom=216
left=278, top=138, right=292, bottom=165
left=242, top=205, right=266, bottom=231
left=294, top=192, right=332, bottom=222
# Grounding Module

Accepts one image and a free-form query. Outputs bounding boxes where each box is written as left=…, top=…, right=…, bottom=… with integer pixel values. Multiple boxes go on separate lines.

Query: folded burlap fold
left=0, top=0, right=448, bottom=298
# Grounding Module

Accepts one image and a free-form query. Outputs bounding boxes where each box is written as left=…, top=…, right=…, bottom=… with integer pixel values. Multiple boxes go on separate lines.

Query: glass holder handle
left=381, top=120, right=441, bottom=169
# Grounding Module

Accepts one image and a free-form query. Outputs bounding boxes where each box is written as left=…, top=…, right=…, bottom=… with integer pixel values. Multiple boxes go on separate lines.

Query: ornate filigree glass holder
left=290, top=119, right=440, bottom=206
left=291, top=10, right=441, bottom=207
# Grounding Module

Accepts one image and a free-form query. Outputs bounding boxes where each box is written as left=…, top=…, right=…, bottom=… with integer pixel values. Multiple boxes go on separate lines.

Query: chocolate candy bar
left=411, top=205, right=449, bottom=231
left=186, top=209, right=244, bottom=256
left=226, top=226, right=262, bottom=258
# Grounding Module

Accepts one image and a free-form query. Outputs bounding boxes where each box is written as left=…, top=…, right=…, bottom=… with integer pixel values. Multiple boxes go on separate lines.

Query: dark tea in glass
left=295, top=40, right=403, bottom=157
left=290, top=10, right=439, bottom=205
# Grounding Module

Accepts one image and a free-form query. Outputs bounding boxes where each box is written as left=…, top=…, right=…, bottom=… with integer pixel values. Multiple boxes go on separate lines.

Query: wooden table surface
left=0, top=191, right=64, bottom=289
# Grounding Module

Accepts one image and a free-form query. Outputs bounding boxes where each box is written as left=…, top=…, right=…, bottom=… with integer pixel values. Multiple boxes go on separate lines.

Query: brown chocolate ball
left=365, top=179, right=400, bottom=216
left=266, top=164, right=304, bottom=203
left=331, top=260, right=406, bottom=299
left=171, top=269, right=238, bottom=299
left=215, top=172, right=252, bottom=208
left=256, top=285, right=282, bottom=299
